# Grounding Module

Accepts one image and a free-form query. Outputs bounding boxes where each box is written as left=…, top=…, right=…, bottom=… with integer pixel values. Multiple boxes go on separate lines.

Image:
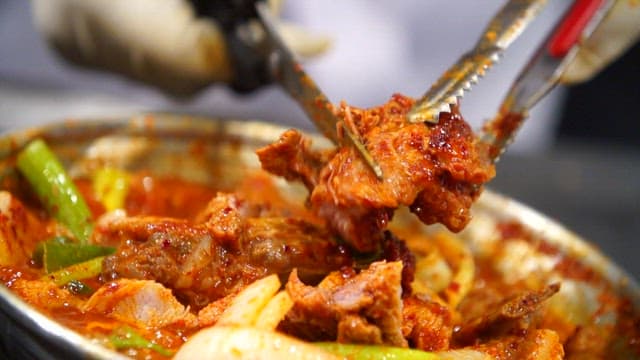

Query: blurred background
left=0, top=0, right=638, bottom=276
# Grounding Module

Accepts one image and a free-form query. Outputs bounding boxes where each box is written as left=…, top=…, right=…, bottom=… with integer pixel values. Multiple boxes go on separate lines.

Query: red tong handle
left=548, top=0, right=605, bottom=58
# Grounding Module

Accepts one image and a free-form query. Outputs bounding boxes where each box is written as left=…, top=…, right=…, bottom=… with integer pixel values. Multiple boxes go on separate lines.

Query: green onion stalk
left=315, top=342, right=440, bottom=360
left=37, top=238, right=115, bottom=273
left=42, top=256, right=106, bottom=286
left=109, top=326, right=174, bottom=357
left=17, top=139, right=94, bottom=244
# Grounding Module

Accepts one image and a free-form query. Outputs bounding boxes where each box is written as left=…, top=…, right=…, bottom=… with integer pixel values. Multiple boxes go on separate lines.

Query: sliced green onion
left=41, top=241, right=114, bottom=273
left=42, top=256, right=105, bottom=286
left=31, top=236, right=72, bottom=267
left=92, top=167, right=130, bottom=211
left=16, top=139, right=93, bottom=244
left=314, top=343, right=439, bottom=360
left=109, top=326, right=173, bottom=357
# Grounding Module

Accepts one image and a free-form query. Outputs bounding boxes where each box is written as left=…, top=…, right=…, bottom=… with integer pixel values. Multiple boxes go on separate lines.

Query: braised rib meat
left=454, top=283, right=561, bottom=346
left=258, top=94, right=495, bottom=252
left=281, top=260, right=452, bottom=350
left=281, top=261, right=408, bottom=346
left=402, top=294, right=453, bottom=351
left=97, top=193, right=353, bottom=309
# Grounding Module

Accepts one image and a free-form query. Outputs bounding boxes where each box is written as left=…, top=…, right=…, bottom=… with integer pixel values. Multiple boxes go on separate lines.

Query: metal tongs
left=210, top=0, right=614, bottom=179
left=253, top=3, right=383, bottom=177
left=202, top=1, right=382, bottom=178
left=409, top=0, right=616, bottom=162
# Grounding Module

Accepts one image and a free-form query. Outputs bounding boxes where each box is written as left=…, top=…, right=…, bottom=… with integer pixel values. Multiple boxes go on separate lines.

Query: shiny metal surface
left=480, top=0, right=616, bottom=162
left=469, top=190, right=640, bottom=300
left=0, top=115, right=638, bottom=358
left=408, top=0, right=548, bottom=124
left=255, top=3, right=382, bottom=179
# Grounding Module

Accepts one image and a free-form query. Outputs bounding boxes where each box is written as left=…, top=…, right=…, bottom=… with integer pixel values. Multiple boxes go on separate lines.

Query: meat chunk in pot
left=402, top=294, right=453, bottom=351
left=281, top=260, right=453, bottom=350
left=454, top=283, right=561, bottom=346
left=258, top=94, right=495, bottom=252
left=97, top=193, right=353, bottom=309
left=281, top=261, right=407, bottom=347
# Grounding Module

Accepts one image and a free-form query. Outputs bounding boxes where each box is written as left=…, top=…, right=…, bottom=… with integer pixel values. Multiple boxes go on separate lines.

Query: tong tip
left=407, top=99, right=457, bottom=124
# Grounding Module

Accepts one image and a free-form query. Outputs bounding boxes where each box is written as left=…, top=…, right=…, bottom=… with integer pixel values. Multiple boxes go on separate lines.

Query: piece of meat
left=402, top=294, right=453, bottom=351
left=258, top=94, right=495, bottom=252
left=454, top=283, right=561, bottom=346
left=380, top=231, right=416, bottom=295
left=255, top=129, right=334, bottom=191
left=83, top=279, right=197, bottom=328
left=281, top=261, right=408, bottom=347
left=97, top=193, right=353, bottom=309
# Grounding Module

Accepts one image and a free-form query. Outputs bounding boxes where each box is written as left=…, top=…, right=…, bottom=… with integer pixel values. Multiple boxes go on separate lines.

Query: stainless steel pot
left=0, top=115, right=638, bottom=359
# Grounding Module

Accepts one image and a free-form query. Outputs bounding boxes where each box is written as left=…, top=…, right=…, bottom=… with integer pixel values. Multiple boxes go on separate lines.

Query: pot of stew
left=0, top=115, right=638, bottom=359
